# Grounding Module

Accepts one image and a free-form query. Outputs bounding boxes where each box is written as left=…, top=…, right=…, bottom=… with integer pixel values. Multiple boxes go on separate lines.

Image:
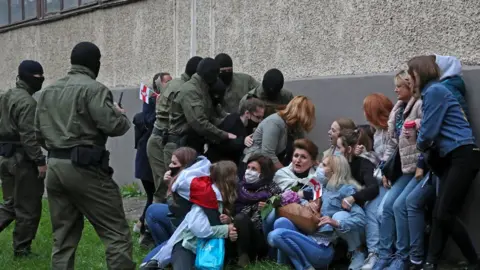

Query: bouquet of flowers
left=260, top=186, right=301, bottom=219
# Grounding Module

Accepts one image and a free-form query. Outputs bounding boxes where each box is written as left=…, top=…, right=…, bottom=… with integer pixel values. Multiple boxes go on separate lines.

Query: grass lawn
left=0, top=191, right=287, bottom=269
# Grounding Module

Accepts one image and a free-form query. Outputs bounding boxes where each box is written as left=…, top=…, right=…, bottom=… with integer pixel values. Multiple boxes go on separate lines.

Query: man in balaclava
left=0, top=60, right=47, bottom=257
left=166, top=57, right=236, bottom=155
left=35, top=41, right=135, bottom=269
left=70, top=41, right=102, bottom=78
left=240, top=68, right=294, bottom=118
left=214, top=53, right=260, bottom=114
left=148, top=56, right=203, bottom=203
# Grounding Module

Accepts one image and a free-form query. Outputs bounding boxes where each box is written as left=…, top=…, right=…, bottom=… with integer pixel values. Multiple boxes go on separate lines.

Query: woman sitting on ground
left=145, top=147, right=197, bottom=246
left=265, top=139, right=320, bottom=238
left=141, top=159, right=239, bottom=269
left=228, top=154, right=281, bottom=267
left=273, top=138, right=319, bottom=192
left=267, top=155, right=366, bottom=270
left=337, top=128, right=380, bottom=269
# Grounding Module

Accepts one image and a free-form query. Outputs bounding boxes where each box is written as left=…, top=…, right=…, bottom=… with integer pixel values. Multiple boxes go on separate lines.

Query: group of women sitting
left=139, top=54, right=479, bottom=270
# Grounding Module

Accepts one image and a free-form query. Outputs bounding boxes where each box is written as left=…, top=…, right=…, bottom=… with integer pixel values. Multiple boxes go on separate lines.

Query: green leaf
left=260, top=203, right=274, bottom=220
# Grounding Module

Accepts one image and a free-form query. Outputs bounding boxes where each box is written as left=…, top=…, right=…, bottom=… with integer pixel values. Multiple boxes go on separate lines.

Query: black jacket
left=206, top=113, right=247, bottom=164
left=350, top=156, right=378, bottom=206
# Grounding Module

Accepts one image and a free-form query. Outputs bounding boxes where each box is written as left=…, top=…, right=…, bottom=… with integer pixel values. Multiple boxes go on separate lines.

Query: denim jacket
left=320, top=184, right=366, bottom=234
left=417, top=81, right=475, bottom=157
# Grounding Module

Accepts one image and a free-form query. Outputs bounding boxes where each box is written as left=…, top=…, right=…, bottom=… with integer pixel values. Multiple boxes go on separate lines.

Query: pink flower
left=281, top=190, right=301, bottom=206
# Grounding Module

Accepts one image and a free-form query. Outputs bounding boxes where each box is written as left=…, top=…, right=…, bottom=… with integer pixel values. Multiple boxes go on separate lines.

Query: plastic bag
left=195, top=238, right=225, bottom=270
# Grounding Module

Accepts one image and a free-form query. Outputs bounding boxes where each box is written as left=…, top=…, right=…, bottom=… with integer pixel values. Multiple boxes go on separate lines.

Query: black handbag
left=382, top=146, right=402, bottom=182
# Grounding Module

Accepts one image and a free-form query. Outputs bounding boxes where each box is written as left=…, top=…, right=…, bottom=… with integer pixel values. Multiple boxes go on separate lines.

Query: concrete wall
left=1, top=0, right=479, bottom=90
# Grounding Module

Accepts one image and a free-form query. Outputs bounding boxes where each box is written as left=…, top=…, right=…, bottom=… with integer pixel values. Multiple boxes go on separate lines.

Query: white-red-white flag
left=139, top=83, right=152, bottom=104
left=308, top=178, right=322, bottom=200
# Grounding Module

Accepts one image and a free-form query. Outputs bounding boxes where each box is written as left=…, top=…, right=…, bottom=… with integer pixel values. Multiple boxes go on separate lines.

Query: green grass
left=0, top=191, right=287, bottom=269
left=0, top=195, right=148, bottom=269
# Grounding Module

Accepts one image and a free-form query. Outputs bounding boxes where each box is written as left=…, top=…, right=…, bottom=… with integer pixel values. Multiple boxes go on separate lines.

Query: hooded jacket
left=435, top=55, right=469, bottom=120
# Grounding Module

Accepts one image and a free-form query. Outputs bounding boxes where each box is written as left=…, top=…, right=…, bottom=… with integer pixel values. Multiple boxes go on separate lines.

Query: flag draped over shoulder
left=172, top=156, right=223, bottom=209
left=145, top=156, right=224, bottom=267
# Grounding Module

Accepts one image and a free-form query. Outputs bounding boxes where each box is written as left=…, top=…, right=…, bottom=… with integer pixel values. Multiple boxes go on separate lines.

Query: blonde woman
left=268, top=155, right=366, bottom=270
left=242, top=95, right=316, bottom=175
left=373, top=70, right=424, bottom=270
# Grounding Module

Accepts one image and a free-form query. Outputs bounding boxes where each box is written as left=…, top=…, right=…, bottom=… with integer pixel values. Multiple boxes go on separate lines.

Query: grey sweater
left=243, top=113, right=288, bottom=164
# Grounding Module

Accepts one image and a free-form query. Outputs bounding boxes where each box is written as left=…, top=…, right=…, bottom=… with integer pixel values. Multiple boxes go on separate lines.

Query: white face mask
left=244, top=169, right=261, bottom=184
left=316, top=167, right=328, bottom=186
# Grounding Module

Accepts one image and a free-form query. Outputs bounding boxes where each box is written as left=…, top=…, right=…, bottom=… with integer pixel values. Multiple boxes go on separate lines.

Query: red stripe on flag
left=189, top=176, right=218, bottom=209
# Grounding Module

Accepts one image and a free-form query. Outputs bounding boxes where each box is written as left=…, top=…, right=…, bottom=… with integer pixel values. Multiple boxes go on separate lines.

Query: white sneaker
left=132, top=222, right=141, bottom=233
left=349, top=250, right=366, bottom=270
left=361, top=253, right=378, bottom=270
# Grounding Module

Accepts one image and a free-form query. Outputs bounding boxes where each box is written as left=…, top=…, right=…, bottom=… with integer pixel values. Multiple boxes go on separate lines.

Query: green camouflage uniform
left=221, top=72, right=259, bottom=114
left=34, top=65, right=135, bottom=270
left=147, top=73, right=190, bottom=202
left=0, top=80, right=45, bottom=254
left=240, top=85, right=294, bottom=118
left=165, top=74, right=229, bottom=157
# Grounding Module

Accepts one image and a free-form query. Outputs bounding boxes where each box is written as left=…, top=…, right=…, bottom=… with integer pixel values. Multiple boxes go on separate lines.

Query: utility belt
left=0, top=143, right=22, bottom=158
left=49, top=145, right=112, bottom=174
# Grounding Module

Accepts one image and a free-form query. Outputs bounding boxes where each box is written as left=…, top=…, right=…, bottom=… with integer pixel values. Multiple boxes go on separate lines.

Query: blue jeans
left=333, top=211, right=363, bottom=252
left=145, top=203, right=174, bottom=246
left=406, top=176, right=435, bottom=263
left=143, top=242, right=165, bottom=263
left=263, top=210, right=276, bottom=236
left=268, top=217, right=334, bottom=270
left=364, top=186, right=387, bottom=254
left=378, top=173, right=414, bottom=259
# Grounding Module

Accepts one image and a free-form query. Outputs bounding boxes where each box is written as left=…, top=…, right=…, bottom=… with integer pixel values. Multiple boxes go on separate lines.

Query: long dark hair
left=247, top=153, right=276, bottom=183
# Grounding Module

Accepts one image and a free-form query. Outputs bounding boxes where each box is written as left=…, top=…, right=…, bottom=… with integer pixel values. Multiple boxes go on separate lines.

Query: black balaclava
left=18, top=60, right=45, bottom=92
left=196, top=58, right=220, bottom=86
left=214, top=53, right=233, bottom=86
left=210, top=79, right=227, bottom=106
left=185, top=56, right=203, bottom=77
left=70, top=42, right=102, bottom=78
left=262, top=68, right=284, bottom=101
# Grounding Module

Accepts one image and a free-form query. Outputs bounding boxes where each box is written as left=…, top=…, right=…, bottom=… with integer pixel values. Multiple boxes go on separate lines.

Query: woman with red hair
left=361, top=93, right=395, bottom=269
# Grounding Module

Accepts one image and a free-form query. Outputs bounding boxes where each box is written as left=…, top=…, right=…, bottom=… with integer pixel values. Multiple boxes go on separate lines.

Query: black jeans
left=427, top=144, right=480, bottom=264
left=171, top=242, right=195, bottom=270
left=139, top=179, right=155, bottom=232
left=233, top=213, right=268, bottom=260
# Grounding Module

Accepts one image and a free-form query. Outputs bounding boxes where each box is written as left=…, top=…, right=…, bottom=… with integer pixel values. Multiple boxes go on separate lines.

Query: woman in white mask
left=229, top=154, right=281, bottom=267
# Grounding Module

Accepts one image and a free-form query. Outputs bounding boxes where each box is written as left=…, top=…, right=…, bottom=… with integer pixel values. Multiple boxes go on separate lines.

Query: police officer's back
left=35, top=42, right=135, bottom=270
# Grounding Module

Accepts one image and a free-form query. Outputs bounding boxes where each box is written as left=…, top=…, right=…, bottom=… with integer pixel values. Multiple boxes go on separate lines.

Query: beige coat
left=386, top=97, right=423, bottom=174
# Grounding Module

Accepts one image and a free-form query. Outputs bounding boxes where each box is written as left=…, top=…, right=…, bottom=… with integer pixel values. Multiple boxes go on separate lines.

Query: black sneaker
left=14, top=248, right=38, bottom=258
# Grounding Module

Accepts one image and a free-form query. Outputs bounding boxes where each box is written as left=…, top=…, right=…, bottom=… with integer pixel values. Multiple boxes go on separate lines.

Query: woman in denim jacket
left=408, top=56, right=479, bottom=270
left=267, top=155, right=366, bottom=270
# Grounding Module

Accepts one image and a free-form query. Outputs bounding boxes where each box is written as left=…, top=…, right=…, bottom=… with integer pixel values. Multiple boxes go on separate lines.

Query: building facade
left=0, top=0, right=479, bottom=89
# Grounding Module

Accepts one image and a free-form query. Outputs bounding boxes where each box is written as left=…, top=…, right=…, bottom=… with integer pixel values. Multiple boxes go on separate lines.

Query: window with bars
left=0, top=0, right=127, bottom=28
